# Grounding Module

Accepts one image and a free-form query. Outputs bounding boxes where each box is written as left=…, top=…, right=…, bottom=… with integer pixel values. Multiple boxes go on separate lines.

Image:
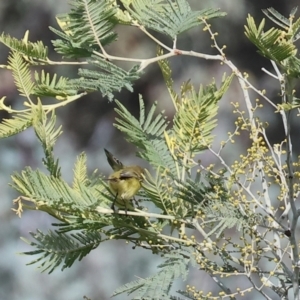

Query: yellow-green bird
left=104, top=149, right=144, bottom=211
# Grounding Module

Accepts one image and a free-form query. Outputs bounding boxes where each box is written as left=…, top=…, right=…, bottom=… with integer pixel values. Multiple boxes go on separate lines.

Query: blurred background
left=0, top=0, right=299, bottom=299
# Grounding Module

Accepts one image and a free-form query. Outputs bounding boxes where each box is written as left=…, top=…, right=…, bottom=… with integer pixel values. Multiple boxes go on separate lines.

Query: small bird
left=104, top=149, right=144, bottom=212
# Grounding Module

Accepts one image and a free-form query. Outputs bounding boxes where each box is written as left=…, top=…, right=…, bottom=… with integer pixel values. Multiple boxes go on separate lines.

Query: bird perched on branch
left=104, top=149, right=144, bottom=212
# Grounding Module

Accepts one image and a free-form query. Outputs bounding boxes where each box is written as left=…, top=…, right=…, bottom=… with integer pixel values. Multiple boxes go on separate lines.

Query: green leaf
left=284, top=55, right=300, bottom=78
left=173, top=74, right=233, bottom=154
left=114, top=96, right=177, bottom=173
left=12, top=168, right=79, bottom=206
left=112, top=248, right=192, bottom=298
left=70, top=57, right=140, bottom=100
left=143, top=169, right=172, bottom=213
left=262, top=8, right=290, bottom=28
left=124, top=0, right=226, bottom=39
left=8, top=51, right=34, bottom=98
left=0, top=32, right=48, bottom=60
left=262, top=7, right=300, bottom=42
left=33, top=70, right=77, bottom=99
left=245, top=14, right=297, bottom=63
left=0, top=107, right=32, bottom=138
left=21, top=230, right=101, bottom=273
left=202, top=199, right=253, bottom=238
left=73, top=153, right=88, bottom=191
left=50, top=0, right=118, bottom=58
left=32, top=103, right=62, bottom=177
left=157, top=48, right=179, bottom=108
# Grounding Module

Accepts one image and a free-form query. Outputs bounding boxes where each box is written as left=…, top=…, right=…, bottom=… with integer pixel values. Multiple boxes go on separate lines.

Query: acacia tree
left=0, top=1, right=300, bottom=299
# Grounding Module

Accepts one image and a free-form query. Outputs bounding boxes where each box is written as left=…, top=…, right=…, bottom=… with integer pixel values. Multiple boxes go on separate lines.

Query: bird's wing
left=119, top=169, right=139, bottom=180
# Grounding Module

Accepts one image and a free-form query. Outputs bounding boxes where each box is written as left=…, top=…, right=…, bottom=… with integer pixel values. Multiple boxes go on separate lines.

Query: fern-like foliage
left=0, top=32, right=48, bottom=60
left=123, top=0, right=226, bottom=39
left=11, top=168, right=93, bottom=210
left=112, top=248, right=193, bottom=299
left=157, top=47, right=180, bottom=106
left=262, top=7, right=300, bottom=42
left=0, top=101, right=33, bottom=138
left=245, top=15, right=296, bottom=62
left=175, top=177, right=211, bottom=207
left=158, top=54, right=233, bottom=164
left=176, top=172, right=252, bottom=237
left=32, top=103, right=62, bottom=177
left=142, top=169, right=172, bottom=213
left=245, top=9, right=300, bottom=77
left=70, top=57, right=140, bottom=100
left=8, top=51, right=34, bottom=99
left=245, top=10, right=300, bottom=77
left=73, top=152, right=89, bottom=192
left=114, top=95, right=177, bottom=173
left=202, top=200, right=255, bottom=238
left=33, top=70, right=77, bottom=99
left=50, top=0, right=118, bottom=58
left=21, top=230, right=102, bottom=273
left=172, top=74, right=233, bottom=154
